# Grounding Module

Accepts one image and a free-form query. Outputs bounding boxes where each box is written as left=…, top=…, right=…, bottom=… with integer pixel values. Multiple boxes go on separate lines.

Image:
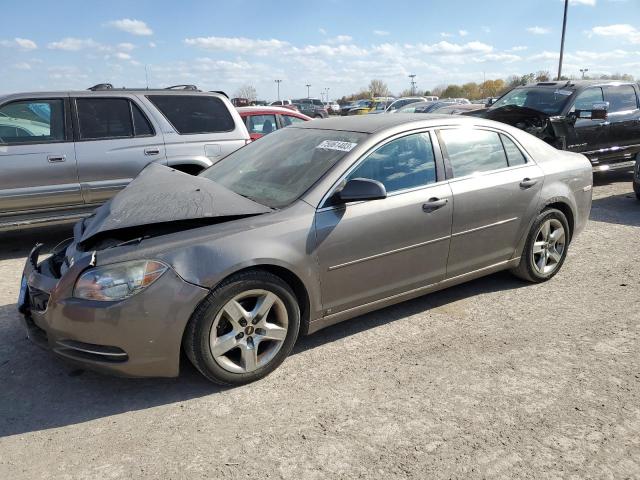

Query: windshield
left=490, top=87, right=574, bottom=115
left=201, top=127, right=367, bottom=209
left=397, top=101, right=436, bottom=113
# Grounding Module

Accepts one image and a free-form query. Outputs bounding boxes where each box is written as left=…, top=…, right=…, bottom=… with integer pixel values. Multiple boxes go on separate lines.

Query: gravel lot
left=0, top=171, right=638, bottom=479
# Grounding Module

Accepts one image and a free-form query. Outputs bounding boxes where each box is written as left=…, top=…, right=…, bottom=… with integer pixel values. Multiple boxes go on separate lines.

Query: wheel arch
left=514, top=196, right=576, bottom=259
left=539, top=197, right=575, bottom=241
left=184, top=263, right=313, bottom=338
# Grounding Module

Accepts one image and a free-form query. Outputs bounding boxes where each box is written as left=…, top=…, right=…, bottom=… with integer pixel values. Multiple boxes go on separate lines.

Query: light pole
left=557, top=0, right=569, bottom=80
left=580, top=68, right=589, bottom=79
left=325, top=87, right=330, bottom=103
left=274, top=79, right=282, bottom=101
left=306, top=84, right=311, bottom=98
left=408, top=74, right=417, bottom=96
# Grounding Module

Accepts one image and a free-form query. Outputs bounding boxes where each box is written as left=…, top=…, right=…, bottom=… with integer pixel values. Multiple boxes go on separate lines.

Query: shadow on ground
left=592, top=169, right=633, bottom=187
left=591, top=192, right=640, bottom=227
left=0, top=270, right=525, bottom=438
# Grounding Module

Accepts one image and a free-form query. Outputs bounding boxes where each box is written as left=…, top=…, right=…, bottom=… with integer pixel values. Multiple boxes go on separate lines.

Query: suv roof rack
left=86, top=83, right=203, bottom=92
left=165, top=84, right=200, bottom=91
left=209, top=90, right=228, bottom=98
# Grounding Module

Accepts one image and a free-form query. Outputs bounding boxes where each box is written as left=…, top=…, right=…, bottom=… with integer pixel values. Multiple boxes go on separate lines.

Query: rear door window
left=500, top=134, right=527, bottom=166
left=0, top=99, right=66, bottom=144
left=131, top=102, right=154, bottom=136
left=147, top=95, right=235, bottom=134
left=604, top=85, right=638, bottom=113
left=77, top=98, right=133, bottom=140
left=440, top=129, right=509, bottom=177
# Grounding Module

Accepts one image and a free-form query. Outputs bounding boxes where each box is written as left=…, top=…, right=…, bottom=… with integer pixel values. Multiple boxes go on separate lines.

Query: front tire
left=511, top=208, right=570, bottom=283
left=183, top=270, right=300, bottom=386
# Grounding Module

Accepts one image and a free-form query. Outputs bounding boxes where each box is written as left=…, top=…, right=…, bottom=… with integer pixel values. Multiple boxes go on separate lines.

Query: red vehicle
left=237, top=106, right=311, bottom=141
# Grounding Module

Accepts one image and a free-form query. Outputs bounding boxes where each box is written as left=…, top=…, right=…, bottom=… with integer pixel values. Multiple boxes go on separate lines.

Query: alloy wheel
left=532, top=218, right=566, bottom=275
left=209, top=289, right=289, bottom=374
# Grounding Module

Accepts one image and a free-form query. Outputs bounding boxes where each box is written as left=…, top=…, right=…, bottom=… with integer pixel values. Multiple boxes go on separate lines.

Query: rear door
left=437, top=127, right=544, bottom=278
left=73, top=96, right=165, bottom=205
left=603, top=84, right=640, bottom=160
left=0, top=96, right=82, bottom=215
left=146, top=94, right=248, bottom=165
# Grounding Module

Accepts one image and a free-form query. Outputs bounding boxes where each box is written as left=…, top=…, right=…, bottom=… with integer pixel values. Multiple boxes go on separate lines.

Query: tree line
left=338, top=72, right=636, bottom=104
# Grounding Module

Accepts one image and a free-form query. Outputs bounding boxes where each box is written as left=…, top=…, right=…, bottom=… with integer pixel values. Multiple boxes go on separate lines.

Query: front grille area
left=55, top=339, right=129, bottom=363
left=29, top=287, right=50, bottom=312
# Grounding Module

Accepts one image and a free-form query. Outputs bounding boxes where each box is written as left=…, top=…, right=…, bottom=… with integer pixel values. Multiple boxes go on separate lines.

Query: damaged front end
left=468, top=105, right=572, bottom=150
left=75, top=163, right=272, bottom=252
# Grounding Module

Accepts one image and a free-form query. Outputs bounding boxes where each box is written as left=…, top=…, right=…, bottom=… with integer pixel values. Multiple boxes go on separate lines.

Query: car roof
left=293, top=113, right=478, bottom=134
left=237, top=106, right=302, bottom=115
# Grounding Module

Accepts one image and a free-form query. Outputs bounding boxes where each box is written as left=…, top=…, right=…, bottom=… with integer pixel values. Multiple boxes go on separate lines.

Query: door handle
left=519, top=178, right=538, bottom=189
left=144, top=147, right=161, bottom=156
left=422, top=197, right=448, bottom=212
left=47, top=155, right=66, bottom=163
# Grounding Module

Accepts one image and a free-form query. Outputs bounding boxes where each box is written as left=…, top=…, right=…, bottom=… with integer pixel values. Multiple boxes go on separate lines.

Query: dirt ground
left=0, top=171, right=639, bottom=479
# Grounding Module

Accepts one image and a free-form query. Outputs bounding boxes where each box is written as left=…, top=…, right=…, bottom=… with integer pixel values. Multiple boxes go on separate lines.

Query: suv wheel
left=511, top=208, right=570, bottom=283
left=183, top=270, right=300, bottom=385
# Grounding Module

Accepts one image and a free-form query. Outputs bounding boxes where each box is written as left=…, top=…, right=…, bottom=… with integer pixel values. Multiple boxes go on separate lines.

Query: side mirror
left=338, top=178, right=387, bottom=203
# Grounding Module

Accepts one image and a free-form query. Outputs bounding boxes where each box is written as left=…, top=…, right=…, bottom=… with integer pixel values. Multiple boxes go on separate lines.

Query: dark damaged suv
left=470, top=81, right=640, bottom=172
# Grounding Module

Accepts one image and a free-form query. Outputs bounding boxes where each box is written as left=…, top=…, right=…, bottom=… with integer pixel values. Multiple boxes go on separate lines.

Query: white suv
left=0, top=84, right=250, bottom=230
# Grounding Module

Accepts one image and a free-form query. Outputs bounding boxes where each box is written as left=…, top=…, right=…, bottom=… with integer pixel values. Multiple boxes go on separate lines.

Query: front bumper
left=19, top=244, right=209, bottom=378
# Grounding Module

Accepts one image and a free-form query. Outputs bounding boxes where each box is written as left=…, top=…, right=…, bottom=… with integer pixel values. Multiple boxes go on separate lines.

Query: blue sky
left=0, top=0, right=638, bottom=99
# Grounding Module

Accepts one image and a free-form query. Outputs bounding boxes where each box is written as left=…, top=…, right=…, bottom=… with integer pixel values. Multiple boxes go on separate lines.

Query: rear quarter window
left=147, top=95, right=236, bottom=134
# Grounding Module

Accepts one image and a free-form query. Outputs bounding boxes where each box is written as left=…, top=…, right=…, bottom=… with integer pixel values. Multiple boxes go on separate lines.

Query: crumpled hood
left=469, top=104, right=552, bottom=123
left=78, top=163, right=271, bottom=248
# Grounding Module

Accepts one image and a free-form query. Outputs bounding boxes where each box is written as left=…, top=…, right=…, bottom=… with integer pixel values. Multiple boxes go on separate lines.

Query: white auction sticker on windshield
left=554, top=89, right=573, bottom=96
left=316, top=140, right=358, bottom=152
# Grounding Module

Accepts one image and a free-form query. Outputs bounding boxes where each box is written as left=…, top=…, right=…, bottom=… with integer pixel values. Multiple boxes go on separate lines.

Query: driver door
left=314, top=131, right=453, bottom=315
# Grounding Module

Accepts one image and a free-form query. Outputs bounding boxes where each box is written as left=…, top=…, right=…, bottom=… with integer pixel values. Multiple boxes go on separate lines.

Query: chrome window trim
left=436, top=125, right=537, bottom=183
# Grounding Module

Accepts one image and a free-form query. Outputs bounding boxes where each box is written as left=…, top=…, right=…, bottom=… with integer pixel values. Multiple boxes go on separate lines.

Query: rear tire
left=183, top=270, right=300, bottom=386
left=511, top=208, right=570, bottom=283
left=633, top=179, right=640, bottom=201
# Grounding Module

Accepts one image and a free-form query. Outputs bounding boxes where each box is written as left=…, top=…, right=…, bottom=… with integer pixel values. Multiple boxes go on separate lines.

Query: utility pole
left=325, top=87, right=330, bottom=102
left=580, top=68, right=589, bottom=79
left=408, top=74, right=416, bottom=96
left=306, top=84, right=311, bottom=98
left=274, top=79, right=282, bottom=101
left=557, top=0, right=569, bottom=81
